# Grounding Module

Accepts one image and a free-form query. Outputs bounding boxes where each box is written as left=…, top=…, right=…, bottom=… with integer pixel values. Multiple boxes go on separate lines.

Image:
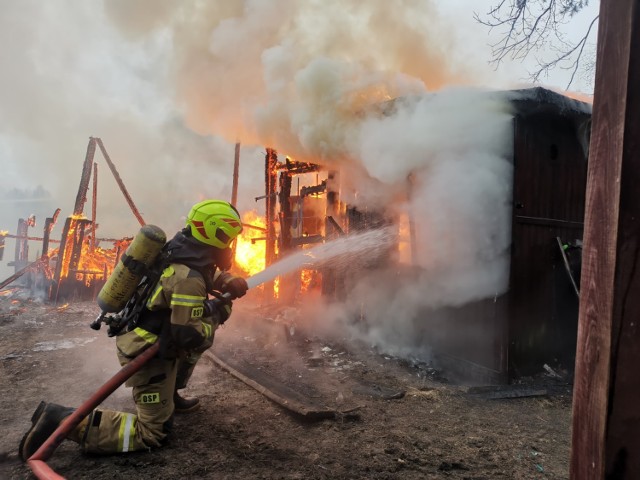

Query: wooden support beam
left=231, top=142, right=240, bottom=207
left=570, top=1, right=640, bottom=478
left=91, top=162, right=98, bottom=252
left=73, top=138, right=96, bottom=216
left=95, top=138, right=145, bottom=227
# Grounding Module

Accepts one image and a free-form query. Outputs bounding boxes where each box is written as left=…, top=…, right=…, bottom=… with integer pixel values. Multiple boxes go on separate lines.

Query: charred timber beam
left=230, top=143, right=241, bottom=265
left=291, top=235, right=324, bottom=246
left=232, top=142, right=240, bottom=207
left=73, top=138, right=96, bottom=216
left=281, top=157, right=321, bottom=174
left=97, top=237, right=132, bottom=243
left=91, top=162, right=98, bottom=252
left=14, top=219, right=28, bottom=268
left=95, top=138, right=145, bottom=226
left=68, top=219, right=92, bottom=273
left=51, top=216, right=74, bottom=302
left=254, top=192, right=278, bottom=202
left=322, top=171, right=341, bottom=299
left=279, top=171, right=292, bottom=253
left=265, top=148, right=278, bottom=266
left=0, top=256, right=48, bottom=291
left=326, top=216, right=345, bottom=236
left=2, top=234, right=61, bottom=244
left=300, top=181, right=326, bottom=198
left=264, top=148, right=279, bottom=299
left=42, top=208, right=61, bottom=257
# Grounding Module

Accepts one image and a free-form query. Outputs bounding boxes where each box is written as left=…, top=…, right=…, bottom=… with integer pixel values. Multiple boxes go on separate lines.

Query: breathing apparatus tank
left=97, top=224, right=167, bottom=314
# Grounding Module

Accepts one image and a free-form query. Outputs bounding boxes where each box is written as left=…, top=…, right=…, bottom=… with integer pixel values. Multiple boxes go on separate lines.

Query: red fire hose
left=27, top=342, right=160, bottom=480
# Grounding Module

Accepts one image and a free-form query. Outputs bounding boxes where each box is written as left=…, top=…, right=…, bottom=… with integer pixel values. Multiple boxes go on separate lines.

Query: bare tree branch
left=474, top=0, right=598, bottom=90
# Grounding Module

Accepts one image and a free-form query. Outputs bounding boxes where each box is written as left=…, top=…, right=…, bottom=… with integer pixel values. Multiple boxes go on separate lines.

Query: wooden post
left=264, top=148, right=278, bottom=299
left=73, top=138, right=96, bottom=216
left=91, top=162, right=98, bottom=252
left=230, top=142, right=241, bottom=264
left=321, top=170, right=340, bottom=299
left=277, top=170, right=294, bottom=303
left=231, top=142, right=240, bottom=207
left=42, top=209, right=61, bottom=258
left=570, top=1, right=640, bottom=478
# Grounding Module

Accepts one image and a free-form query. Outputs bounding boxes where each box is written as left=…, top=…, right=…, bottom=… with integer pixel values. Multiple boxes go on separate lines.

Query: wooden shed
left=431, top=87, right=592, bottom=383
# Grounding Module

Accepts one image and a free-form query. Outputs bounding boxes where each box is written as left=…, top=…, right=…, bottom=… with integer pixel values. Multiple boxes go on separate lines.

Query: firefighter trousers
left=74, top=357, right=178, bottom=453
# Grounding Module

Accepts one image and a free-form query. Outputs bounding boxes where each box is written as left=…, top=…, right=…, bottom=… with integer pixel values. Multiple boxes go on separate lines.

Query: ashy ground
left=0, top=291, right=573, bottom=479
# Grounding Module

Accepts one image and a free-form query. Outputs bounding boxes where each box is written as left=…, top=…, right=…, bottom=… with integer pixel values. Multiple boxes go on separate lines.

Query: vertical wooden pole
left=570, top=1, right=640, bottom=478
left=91, top=162, right=98, bottom=252
left=278, top=170, right=294, bottom=303
left=230, top=142, right=241, bottom=265
left=13, top=219, right=27, bottom=273
left=321, top=171, right=340, bottom=299
left=231, top=142, right=240, bottom=207
left=264, top=148, right=278, bottom=298
left=74, top=138, right=96, bottom=216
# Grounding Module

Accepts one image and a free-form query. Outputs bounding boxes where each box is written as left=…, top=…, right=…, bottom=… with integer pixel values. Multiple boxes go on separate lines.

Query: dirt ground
left=0, top=289, right=574, bottom=480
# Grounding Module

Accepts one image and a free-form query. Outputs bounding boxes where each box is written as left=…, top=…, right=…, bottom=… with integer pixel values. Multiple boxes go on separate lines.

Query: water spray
left=246, top=227, right=396, bottom=289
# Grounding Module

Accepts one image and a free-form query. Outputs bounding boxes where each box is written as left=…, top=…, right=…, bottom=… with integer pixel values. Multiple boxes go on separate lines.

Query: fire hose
left=26, top=292, right=236, bottom=480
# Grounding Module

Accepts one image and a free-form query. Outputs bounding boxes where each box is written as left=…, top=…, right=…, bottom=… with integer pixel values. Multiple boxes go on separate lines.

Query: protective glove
left=204, top=298, right=233, bottom=324
left=220, top=273, right=249, bottom=299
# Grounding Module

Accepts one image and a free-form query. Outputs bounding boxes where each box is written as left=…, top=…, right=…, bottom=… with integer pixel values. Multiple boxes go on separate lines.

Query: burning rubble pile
left=0, top=138, right=141, bottom=302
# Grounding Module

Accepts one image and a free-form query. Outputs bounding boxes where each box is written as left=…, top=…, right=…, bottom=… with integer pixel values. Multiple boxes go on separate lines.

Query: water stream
left=246, top=227, right=396, bottom=290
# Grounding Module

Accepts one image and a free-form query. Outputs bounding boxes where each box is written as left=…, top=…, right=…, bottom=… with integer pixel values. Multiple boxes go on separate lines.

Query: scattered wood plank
left=467, top=385, right=548, bottom=400
left=205, top=350, right=361, bottom=420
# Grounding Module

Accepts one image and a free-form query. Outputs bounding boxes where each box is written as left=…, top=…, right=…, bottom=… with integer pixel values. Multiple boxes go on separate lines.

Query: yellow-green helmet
left=186, top=200, right=243, bottom=249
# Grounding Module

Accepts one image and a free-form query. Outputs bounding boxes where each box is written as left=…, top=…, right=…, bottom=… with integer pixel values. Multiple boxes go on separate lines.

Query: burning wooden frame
left=0, top=137, right=143, bottom=303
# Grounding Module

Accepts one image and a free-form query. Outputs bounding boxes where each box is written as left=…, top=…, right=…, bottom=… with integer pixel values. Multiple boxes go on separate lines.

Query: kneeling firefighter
left=19, top=199, right=249, bottom=459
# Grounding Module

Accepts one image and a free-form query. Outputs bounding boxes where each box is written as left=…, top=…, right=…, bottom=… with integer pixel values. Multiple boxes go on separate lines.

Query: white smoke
left=1, top=1, right=519, bottom=361
left=299, top=89, right=515, bottom=360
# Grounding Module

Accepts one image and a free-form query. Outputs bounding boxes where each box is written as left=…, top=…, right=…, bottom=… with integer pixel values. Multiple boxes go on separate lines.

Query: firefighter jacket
left=115, top=229, right=232, bottom=364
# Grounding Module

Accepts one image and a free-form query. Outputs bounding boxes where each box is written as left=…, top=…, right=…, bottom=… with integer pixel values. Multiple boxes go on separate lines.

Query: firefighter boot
left=19, top=401, right=75, bottom=461
left=173, top=391, right=200, bottom=413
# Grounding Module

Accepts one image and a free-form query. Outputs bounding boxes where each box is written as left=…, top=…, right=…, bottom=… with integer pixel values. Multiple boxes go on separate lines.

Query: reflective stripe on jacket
left=146, top=264, right=219, bottom=351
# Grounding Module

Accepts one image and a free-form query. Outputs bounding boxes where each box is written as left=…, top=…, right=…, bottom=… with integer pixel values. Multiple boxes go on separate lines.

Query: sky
left=0, top=0, right=599, bottom=342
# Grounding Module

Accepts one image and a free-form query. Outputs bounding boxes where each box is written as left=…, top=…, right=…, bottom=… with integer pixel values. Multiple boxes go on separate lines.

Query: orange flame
left=397, top=212, right=412, bottom=265
left=75, top=243, right=118, bottom=287
left=300, top=269, right=316, bottom=293
left=53, top=216, right=122, bottom=287
left=234, top=210, right=266, bottom=277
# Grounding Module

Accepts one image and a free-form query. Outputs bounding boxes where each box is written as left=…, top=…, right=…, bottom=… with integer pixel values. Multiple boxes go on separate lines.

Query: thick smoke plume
left=1, top=1, right=516, bottom=361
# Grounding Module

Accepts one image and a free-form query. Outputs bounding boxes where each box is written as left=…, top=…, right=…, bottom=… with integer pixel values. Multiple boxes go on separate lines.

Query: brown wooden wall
left=508, top=112, right=589, bottom=376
